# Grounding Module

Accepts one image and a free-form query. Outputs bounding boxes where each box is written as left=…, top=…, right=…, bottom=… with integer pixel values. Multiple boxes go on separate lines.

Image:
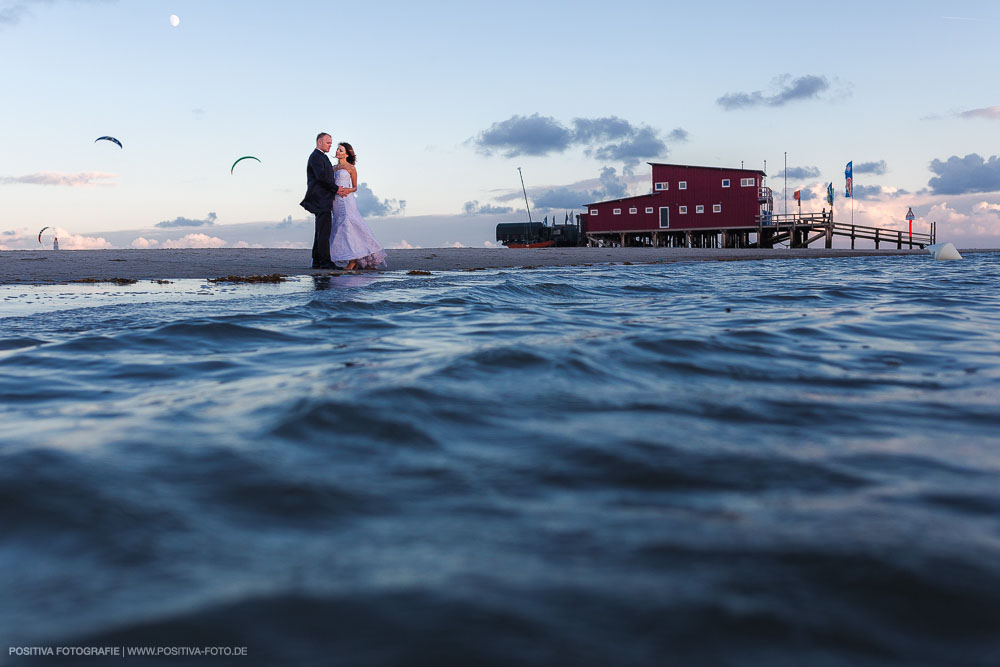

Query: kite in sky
left=231, top=156, right=261, bottom=174
left=95, top=136, right=123, bottom=149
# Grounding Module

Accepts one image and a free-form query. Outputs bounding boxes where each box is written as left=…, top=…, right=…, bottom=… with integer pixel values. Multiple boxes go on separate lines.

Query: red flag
left=793, top=190, right=801, bottom=201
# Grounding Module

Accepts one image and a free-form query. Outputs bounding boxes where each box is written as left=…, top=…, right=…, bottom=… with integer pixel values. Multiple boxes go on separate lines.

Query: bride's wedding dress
left=330, top=168, right=387, bottom=269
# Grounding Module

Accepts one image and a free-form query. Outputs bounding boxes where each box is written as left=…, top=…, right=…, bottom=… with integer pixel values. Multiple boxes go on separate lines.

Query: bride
left=329, top=142, right=387, bottom=270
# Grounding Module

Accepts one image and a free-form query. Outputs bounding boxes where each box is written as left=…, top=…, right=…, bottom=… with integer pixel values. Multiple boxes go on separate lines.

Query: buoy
left=927, top=242, right=963, bottom=261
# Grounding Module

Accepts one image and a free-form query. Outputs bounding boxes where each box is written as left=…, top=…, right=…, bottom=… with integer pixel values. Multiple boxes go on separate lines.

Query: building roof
left=647, top=162, right=767, bottom=176
left=583, top=192, right=661, bottom=207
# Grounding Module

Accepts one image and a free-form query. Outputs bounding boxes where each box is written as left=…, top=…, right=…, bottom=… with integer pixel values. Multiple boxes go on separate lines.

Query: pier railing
left=755, top=211, right=935, bottom=249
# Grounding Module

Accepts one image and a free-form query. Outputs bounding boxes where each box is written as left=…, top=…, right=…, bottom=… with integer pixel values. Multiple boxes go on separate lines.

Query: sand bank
left=0, top=246, right=960, bottom=284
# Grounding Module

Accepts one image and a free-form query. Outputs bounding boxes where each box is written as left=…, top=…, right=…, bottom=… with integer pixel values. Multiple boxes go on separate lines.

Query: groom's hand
left=337, top=186, right=348, bottom=196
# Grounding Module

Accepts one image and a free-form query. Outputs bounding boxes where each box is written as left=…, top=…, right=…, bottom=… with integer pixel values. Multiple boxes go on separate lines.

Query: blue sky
left=2, top=0, right=998, bottom=249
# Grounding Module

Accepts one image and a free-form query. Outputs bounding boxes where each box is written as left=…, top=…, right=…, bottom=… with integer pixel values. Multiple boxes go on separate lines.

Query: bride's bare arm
left=346, top=166, right=358, bottom=194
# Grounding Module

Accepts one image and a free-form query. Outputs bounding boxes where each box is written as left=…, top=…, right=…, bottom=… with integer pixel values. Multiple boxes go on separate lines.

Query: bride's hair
left=339, top=142, right=357, bottom=165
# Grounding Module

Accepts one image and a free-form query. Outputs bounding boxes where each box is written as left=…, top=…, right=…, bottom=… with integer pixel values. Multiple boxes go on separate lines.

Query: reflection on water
left=2, top=255, right=1000, bottom=665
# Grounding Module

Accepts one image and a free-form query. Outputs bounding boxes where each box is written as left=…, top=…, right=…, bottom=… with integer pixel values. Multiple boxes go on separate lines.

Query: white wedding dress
left=330, top=168, right=387, bottom=269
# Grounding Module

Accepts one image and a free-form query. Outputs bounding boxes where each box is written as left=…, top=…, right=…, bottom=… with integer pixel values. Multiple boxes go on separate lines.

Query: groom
left=300, top=132, right=346, bottom=268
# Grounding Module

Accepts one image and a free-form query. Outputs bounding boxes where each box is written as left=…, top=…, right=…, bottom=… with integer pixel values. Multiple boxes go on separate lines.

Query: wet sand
left=0, top=246, right=958, bottom=284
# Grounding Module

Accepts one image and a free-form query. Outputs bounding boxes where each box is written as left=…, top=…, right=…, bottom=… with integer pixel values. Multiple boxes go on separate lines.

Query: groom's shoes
left=314, top=261, right=338, bottom=270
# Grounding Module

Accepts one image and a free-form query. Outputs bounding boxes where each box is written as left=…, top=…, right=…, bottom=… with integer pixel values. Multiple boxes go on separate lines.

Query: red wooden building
left=580, top=163, right=773, bottom=248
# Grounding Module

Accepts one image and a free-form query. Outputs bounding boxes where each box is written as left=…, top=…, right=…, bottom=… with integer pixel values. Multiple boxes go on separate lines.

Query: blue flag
left=845, top=161, right=853, bottom=198
left=827, top=182, right=834, bottom=205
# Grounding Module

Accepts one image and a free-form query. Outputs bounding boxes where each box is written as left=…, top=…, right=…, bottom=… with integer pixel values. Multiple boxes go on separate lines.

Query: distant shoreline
left=0, top=247, right=990, bottom=285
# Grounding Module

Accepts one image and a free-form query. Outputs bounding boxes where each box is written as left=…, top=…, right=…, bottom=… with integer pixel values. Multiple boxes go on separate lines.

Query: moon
left=169, top=14, right=180, bottom=27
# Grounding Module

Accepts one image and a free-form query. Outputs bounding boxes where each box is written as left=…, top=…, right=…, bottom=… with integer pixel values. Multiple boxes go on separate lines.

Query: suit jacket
left=300, top=148, right=338, bottom=214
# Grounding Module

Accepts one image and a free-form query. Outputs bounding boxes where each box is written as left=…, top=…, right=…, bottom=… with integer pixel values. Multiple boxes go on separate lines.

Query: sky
left=1, top=0, right=999, bottom=250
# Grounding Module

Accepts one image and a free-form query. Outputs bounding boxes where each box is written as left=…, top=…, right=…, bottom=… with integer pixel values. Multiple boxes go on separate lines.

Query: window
left=654, top=182, right=668, bottom=191
left=659, top=206, right=670, bottom=228
left=678, top=181, right=687, bottom=190
left=740, top=177, right=755, bottom=187
left=679, top=206, right=688, bottom=214
left=722, top=179, right=730, bottom=188
left=713, top=204, right=722, bottom=213
left=590, top=209, right=598, bottom=215
left=645, top=207, right=654, bottom=214
left=696, top=205, right=704, bottom=214
left=613, top=208, right=621, bottom=215
left=629, top=207, right=637, bottom=214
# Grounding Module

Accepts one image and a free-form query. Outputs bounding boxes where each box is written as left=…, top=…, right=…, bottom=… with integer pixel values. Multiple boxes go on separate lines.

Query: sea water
left=2, top=255, right=999, bottom=665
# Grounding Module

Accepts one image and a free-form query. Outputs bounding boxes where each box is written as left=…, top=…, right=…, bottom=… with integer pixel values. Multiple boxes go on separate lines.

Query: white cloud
left=390, top=239, right=421, bottom=249
left=131, top=237, right=159, bottom=249
left=161, top=233, right=227, bottom=249
left=59, top=233, right=112, bottom=250
left=973, top=201, right=1000, bottom=216
left=0, top=172, right=118, bottom=187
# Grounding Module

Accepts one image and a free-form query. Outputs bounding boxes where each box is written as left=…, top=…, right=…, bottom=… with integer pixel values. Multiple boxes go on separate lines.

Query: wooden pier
left=756, top=212, right=935, bottom=250
left=583, top=211, right=935, bottom=250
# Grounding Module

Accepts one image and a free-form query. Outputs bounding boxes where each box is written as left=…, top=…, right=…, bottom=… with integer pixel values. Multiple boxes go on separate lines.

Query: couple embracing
left=301, top=133, right=386, bottom=271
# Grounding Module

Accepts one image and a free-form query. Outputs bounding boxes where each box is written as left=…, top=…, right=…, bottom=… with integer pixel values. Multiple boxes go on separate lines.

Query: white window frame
left=590, top=209, right=598, bottom=215
left=740, top=177, right=754, bottom=187
left=613, top=208, right=621, bottom=215
left=713, top=204, right=722, bottom=213
left=696, top=205, right=704, bottom=214
left=722, top=179, right=730, bottom=188
left=679, top=205, right=688, bottom=214
left=654, top=182, right=668, bottom=191
left=658, top=206, right=670, bottom=229
left=645, top=207, right=654, bottom=214
left=629, top=207, right=637, bottom=214
left=678, top=181, right=687, bottom=190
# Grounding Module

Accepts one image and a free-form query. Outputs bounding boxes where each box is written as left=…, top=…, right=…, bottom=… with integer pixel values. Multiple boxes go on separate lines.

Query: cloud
left=389, top=239, right=421, bottom=249
left=796, top=189, right=819, bottom=201
left=161, top=233, right=227, bottom=249
left=668, top=128, right=689, bottom=142
left=131, top=237, right=159, bottom=249
left=851, top=184, right=885, bottom=200
left=776, top=166, right=821, bottom=179
left=854, top=160, right=888, bottom=175
left=534, top=166, right=629, bottom=208
left=571, top=117, right=634, bottom=143
left=717, top=74, right=830, bottom=110
left=463, top=200, right=514, bottom=215
left=473, top=113, right=574, bottom=157
left=472, top=114, right=674, bottom=168
left=928, top=153, right=1000, bottom=195
left=0, top=172, right=118, bottom=187
left=591, top=126, right=666, bottom=174
left=156, top=211, right=217, bottom=228
left=974, top=201, right=1000, bottom=216
left=59, top=233, right=112, bottom=250
left=356, top=182, right=405, bottom=217
left=531, top=186, right=590, bottom=209
left=1, top=0, right=110, bottom=28
left=957, top=105, right=1000, bottom=120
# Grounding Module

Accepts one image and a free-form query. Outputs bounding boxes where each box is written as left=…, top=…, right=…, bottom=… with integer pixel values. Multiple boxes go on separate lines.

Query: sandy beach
left=0, top=246, right=976, bottom=284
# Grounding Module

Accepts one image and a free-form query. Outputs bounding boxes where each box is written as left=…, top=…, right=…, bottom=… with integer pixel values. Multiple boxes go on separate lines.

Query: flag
left=827, top=182, right=834, bottom=205
left=564, top=211, right=569, bottom=224
left=845, top=161, right=853, bottom=198
left=793, top=189, right=801, bottom=201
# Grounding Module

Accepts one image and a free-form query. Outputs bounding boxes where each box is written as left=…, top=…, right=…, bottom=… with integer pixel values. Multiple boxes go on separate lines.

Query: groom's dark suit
left=300, top=148, right=339, bottom=267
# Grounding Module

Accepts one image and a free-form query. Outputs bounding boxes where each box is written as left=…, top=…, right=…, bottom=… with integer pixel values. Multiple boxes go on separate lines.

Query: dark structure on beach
left=495, top=220, right=581, bottom=248
left=581, top=163, right=933, bottom=249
